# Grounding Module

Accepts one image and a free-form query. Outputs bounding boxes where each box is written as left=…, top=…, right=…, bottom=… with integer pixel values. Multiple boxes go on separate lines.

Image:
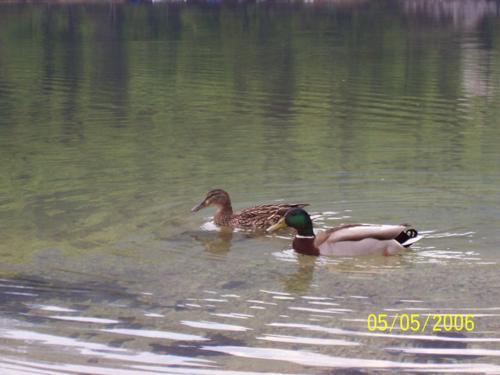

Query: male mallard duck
left=267, top=208, right=421, bottom=256
left=192, top=189, right=309, bottom=231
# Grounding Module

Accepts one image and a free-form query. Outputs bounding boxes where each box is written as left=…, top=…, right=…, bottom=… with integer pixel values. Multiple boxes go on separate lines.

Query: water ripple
left=102, top=328, right=208, bottom=342
left=181, top=320, right=252, bottom=332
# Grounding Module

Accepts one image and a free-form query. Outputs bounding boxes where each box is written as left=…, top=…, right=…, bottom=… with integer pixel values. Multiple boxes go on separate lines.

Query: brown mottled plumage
left=191, top=189, right=308, bottom=230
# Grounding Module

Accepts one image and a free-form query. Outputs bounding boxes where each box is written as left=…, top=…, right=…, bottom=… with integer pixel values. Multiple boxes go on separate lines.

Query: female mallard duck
left=267, top=208, right=421, bottom=256
left=192, top=189, right=308, bottom=230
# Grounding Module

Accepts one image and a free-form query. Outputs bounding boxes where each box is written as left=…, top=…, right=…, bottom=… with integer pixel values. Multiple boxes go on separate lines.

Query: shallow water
left=1, top=0, right=500, bottom=373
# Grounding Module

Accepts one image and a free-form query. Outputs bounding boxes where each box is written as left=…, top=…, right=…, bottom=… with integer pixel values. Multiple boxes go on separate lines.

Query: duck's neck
left=290, top=223, right=318, bottom=256
left=297, top=225, right=315, bottom=237
left=213, top=203, right=234, bottom=226
left=292, top=235, right=319, bottom=256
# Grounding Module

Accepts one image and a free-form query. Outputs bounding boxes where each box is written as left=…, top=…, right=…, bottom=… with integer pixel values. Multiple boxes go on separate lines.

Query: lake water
left=1, top=0, right=500, bottom=373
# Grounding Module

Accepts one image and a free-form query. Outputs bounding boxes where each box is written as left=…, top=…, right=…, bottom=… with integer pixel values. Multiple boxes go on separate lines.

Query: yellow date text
left=367, top=313, right=475, bottom=333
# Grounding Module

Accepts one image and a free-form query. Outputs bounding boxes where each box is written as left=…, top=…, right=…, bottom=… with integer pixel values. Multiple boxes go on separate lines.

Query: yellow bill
left=266, top=217, right=288, bottom=233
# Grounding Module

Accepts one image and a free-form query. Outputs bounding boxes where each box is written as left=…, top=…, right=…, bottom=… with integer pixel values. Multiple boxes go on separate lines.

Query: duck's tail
left=395, top=229, right=422, bottom=248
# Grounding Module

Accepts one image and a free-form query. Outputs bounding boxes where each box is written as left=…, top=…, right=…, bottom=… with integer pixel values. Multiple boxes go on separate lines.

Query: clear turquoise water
left=1, top=1, right=500, bottom=373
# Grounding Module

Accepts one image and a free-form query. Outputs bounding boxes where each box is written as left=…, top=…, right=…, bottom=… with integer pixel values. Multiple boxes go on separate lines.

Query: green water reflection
left=1, top=2, right=499, bottom=266
left=1, top=2, right=500, bottom=372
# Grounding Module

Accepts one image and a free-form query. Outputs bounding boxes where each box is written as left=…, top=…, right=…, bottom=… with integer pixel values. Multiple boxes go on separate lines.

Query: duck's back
left=232, top=203, right=309, bottom=230
left=315, top=223, right=411, bottom=256
left=320, top=223, right=407, bottom=243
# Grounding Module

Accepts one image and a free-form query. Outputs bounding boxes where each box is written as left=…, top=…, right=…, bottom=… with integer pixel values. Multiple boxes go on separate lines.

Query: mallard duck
left=267, top=208, right=421, bottom=256
left=191, top=189, right=309, bottom=230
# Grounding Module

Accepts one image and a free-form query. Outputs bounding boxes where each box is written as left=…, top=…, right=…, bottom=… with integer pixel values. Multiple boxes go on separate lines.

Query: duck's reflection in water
left=278, top=248, right=416, bottom=293
left=191, top=228, right=235, bottom=255
left=282, top=255, right=317, bottom=294
left=321, top=253, right=413, bottom=274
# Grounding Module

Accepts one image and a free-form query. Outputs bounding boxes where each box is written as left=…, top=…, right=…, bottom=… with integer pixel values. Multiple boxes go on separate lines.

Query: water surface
left=1, top=1, right=500, bottom=373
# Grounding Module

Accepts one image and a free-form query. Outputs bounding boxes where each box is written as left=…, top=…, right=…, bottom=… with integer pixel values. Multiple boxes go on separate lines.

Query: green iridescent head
left=267, top=208, right=314, bottom=236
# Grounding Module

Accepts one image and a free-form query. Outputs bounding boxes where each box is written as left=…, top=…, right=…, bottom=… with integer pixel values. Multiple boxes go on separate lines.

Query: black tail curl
left=395, top=229, right=418, bottom=246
